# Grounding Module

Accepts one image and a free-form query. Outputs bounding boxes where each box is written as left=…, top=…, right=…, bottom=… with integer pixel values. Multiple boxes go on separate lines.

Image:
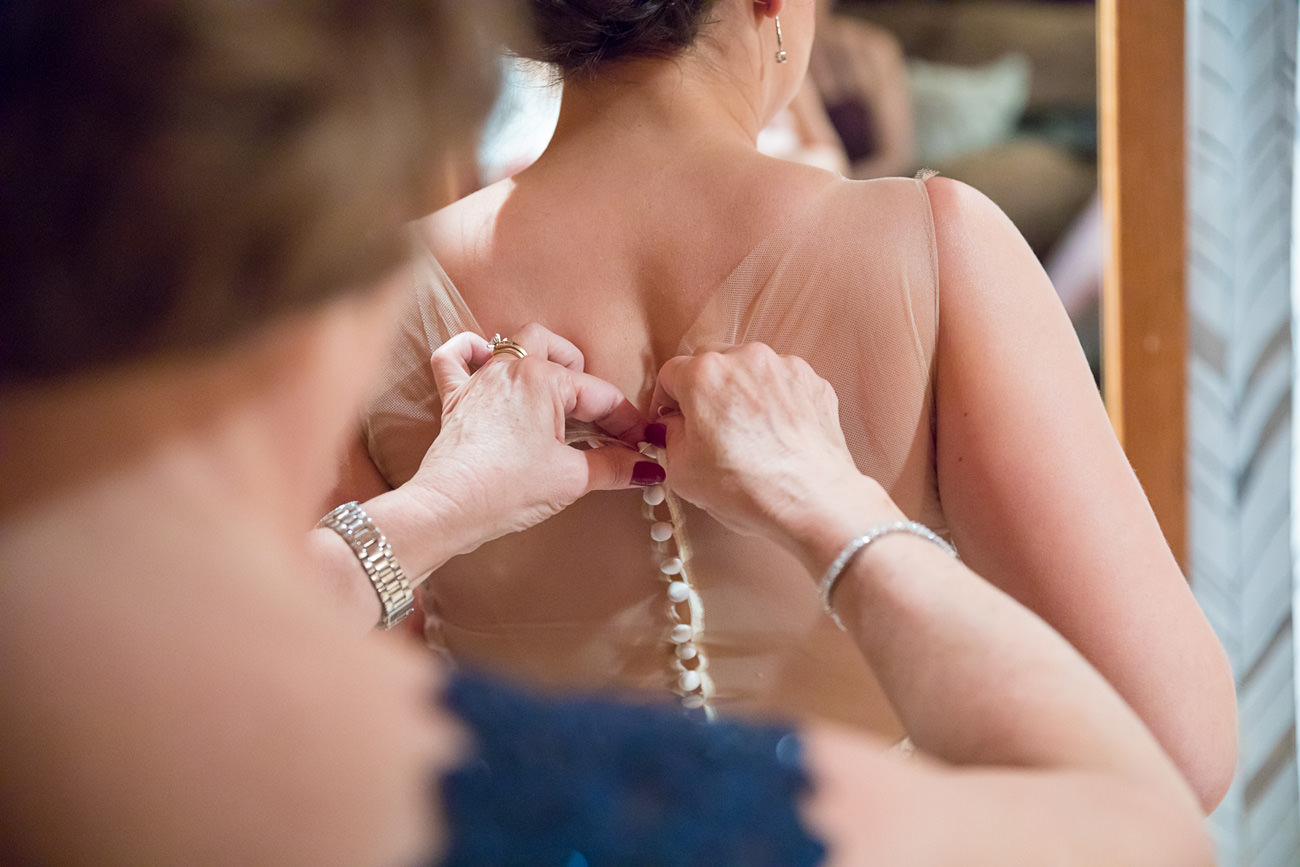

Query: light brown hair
left=0, top=0, right=504, bottom=382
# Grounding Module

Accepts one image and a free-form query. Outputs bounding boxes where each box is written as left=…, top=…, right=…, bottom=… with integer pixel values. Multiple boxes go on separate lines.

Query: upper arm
left=926, top=177, right=1235, bottom=809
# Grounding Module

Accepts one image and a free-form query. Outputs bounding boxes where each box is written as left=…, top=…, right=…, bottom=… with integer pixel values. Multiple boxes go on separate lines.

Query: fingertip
left=632, top=461, right=666, bottom=487
left=583, top=445, right=656, bottom=492
left=467, top=334, right=494, bottom=368
left=429, top=332, right=482, bottom=396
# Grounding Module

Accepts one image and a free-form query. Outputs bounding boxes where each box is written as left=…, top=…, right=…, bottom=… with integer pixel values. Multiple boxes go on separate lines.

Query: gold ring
left=487, top=333, right=528, bottom=360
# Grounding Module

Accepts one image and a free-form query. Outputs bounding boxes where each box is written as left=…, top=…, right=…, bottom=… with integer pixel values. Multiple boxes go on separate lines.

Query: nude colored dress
left=363, top=176, right=946, bottom=736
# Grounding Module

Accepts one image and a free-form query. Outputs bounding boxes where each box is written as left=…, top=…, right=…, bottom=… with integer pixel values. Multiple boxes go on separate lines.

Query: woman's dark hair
left=0, top=0, right=504, bottom=384
left=520, top=0, right=723, bottom=78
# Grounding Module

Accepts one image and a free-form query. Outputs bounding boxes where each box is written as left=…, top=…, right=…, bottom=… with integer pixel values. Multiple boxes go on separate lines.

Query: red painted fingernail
left=645, top=423, right=667, bottom=449
left=632, top=461, right=666, bottom=487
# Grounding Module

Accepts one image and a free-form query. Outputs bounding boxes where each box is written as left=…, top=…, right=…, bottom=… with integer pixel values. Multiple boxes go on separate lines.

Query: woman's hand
left=311, top=325, right=660, bottom=630
left=651, top=343, right=903, bottom=572
left=407, top=325, right=663, bottom=554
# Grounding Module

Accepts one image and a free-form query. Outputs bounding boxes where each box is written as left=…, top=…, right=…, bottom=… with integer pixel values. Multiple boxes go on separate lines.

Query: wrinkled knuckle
left=513, top=354, right=548, bottom=382
left=783, top=353, right=814, bottom=378
left=430, top=339, right=456, bottom=362
left=545, top=365, right=578, bottom=402
left=822, top=381, right=840, bottom=413
left=692, top=351, right=729, bottom=387
left=697, top=349, right=726, bottom=365
left=738, top=342, right=775, bottom=362
left=591, top=462, right=619, bottom=494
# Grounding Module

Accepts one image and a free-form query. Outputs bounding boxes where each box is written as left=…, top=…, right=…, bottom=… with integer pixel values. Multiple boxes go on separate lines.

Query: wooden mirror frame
left=1099, top=0, right=1187, bottom=568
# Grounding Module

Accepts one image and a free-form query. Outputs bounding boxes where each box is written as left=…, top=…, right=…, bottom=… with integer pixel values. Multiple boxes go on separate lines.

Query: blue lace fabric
left=435, top=671, right=827, bottom=866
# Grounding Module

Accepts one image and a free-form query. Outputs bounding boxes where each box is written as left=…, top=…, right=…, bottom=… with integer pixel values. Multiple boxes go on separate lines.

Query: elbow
left=1154, top=792, right=1218, bottom=867
left=1175, top=660, right=1238, bottom=813
left=1195, top=655, right=1239, bottom=813
left=1187, top=721, right=1237, bottom=814
left=1102, top=777, right=1217, bottom=867
left=1164, top=814, right=1217, bottom=867
left=1117, top=776, right=1217, bottom=867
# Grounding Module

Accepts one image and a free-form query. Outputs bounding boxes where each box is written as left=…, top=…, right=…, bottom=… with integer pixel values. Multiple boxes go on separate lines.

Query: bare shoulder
left=745, top=151, right=843, bottom=205
left=414, top=177, right=515, bottom=273
left=922, top=175, right=1019, bottom=241
left=807, top=174, right=952, bottom=237
left=921, top=175, right=1056, bottom=310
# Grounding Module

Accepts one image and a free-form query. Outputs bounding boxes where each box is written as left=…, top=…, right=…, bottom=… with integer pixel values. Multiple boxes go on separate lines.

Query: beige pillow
left=908, top=53, right=1032, bottom=165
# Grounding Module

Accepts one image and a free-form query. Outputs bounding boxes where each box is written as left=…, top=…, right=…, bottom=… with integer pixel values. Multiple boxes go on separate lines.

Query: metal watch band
left=317, top=501, right=415, bottom=630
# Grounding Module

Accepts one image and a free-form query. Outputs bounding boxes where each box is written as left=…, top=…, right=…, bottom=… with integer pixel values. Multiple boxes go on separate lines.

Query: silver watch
left=317, top=501, right=415, bottom=630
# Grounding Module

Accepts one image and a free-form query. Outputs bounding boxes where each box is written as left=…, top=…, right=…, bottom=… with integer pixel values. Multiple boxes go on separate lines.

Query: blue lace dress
left=436, top=671, right=827, bottom=866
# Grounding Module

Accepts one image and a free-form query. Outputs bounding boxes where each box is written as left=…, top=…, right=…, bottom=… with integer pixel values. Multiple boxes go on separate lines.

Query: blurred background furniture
left=841, top=0, right=1101, bottom=372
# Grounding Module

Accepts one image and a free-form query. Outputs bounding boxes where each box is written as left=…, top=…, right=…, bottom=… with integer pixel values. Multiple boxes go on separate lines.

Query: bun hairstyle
left=522, top=0, right=723, bottom=77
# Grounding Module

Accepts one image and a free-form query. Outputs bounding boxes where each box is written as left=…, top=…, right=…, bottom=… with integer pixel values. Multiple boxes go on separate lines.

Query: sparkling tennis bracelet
left=818, top=521, right=957, bottom=629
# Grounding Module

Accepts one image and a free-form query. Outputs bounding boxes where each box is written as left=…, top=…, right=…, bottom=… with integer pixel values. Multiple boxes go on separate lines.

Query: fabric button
left=650, top=522, right=674, bottom=542
left=666, top=581, right=691, bottom=603
left=659, top=557, right=683, bottom=575
left=642, top=485, right=667, bottom=506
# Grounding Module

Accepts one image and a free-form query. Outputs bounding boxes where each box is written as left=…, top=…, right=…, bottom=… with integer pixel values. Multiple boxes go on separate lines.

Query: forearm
left=311, top=471, right=486, bottom=633
left=781, top=478, right=1197, bottom=811
left=316, top=421, right=505, bottom=632
left=800, top=723, right=1213, bottom=867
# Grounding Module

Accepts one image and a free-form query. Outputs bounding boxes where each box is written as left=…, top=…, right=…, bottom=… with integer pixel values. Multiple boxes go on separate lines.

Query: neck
left=550, top=61, right=759, bottom=155
left=0, top=340, right=330, bottom=542
left=541, top=18, right=791, bottom=163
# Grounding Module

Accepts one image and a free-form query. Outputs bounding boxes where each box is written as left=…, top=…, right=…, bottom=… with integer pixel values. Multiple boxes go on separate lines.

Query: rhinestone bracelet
left=818, top=521, right=957, bottom=630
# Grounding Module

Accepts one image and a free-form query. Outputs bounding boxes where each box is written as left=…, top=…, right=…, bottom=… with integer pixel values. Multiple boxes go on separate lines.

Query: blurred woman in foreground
left=0, top=2, right=1208, bottom=864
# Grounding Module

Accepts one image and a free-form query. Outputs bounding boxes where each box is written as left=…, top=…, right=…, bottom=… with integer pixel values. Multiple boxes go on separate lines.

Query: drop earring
left=774, top=16, right=788, bottom=63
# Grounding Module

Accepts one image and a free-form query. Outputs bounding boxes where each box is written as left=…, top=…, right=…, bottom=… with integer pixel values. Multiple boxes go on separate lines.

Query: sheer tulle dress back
left=363, top=175, right=945, bottom=738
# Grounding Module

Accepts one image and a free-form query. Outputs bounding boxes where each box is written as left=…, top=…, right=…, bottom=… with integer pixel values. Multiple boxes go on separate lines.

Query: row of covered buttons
left=642, top=481, right=714, bottom=714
